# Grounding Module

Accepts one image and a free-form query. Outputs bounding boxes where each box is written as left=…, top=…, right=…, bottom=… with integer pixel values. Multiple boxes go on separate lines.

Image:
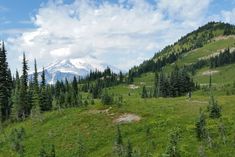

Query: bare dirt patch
left=114, top=113, right=141, bottom=124
left=128, top=84, right=139, bottom=89
left=202, top=70, right=219, bottom=76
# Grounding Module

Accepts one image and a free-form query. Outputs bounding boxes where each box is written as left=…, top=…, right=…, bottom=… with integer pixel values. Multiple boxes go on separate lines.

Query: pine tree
left=209, top=74, right=212, bottom=89
left=153, top=72, right=159, bottom=97
left=101, top=90, right=113, bottom=105
left=208, top=93, right=221, bottom=119
left=72, top=76, right=78, bottom=95
left=0, top=41, right=11, bottom=120
left=195, top=109, right=206, bottom=140
left=41, top=67, right=46, bottom=87
left=119, top=71, right=123, bottom=83
left=31, top=59, right=42, bottom=121
left=19, top=53, right=29, bottom=119
left=40, top=68, right=51, bottom=111
left=141, top=85, right=148, bottom=98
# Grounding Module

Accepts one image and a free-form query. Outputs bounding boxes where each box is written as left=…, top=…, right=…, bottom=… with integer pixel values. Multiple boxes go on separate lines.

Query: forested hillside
left=0, top=22, right=235, bottom=157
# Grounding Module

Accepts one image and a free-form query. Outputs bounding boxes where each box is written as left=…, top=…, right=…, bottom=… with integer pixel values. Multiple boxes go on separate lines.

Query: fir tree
left=40, top=68, right=51, bottom=111
left=195, top=109, right=206, bottom=140
left=208, top=93, right=221, bottom=119
left=209, top=74, right=212, bottom=89
left=0, top=41, right=11, bottom=120
left=41, top=67, right=46, bottom=87
left=101, top=90, right=113, bottom=105
left=72, top=76, right=78, bottom=95
left=19, top=53, right=29, bottom=119
left=119, top=71, right=123, bottom=83
left=141, top=85, right=148, bottom=98
left=31, top=59, right=42, bottom=121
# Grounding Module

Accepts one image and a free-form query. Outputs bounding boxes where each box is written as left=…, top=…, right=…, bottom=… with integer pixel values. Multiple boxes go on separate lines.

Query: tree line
left=141, top=66, right=196, bottom=98
left=0, top=42, right=85, bottom=123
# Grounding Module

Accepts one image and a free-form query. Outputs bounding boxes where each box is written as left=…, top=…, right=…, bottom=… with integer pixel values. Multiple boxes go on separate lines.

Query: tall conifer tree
left=0, top=41, right=10, bottom=120
left=19, top=53, right=29, bottom=119
left=31, top=59, right=41, bottom=120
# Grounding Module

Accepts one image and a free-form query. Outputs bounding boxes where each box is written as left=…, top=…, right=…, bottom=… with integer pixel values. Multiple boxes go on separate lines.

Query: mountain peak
left=38, top=57, right=121, bottom=84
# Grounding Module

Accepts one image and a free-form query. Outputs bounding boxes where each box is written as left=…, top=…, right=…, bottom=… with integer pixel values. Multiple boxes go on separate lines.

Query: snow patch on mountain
left=34, top=57, right=121, bottom=84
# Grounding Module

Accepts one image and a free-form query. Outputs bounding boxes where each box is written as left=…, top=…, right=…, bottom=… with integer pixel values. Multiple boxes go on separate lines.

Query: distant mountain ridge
left=30, top=57, right=121, bottom=84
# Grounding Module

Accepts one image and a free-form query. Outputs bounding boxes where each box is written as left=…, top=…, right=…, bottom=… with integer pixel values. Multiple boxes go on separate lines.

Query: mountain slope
left=130, top=22, right=235, bottom=76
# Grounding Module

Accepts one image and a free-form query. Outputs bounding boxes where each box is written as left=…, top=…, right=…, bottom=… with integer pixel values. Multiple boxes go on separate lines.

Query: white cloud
left=221, top=8, right=235, bottom=24
left=7, top=0, right=214, bottom=71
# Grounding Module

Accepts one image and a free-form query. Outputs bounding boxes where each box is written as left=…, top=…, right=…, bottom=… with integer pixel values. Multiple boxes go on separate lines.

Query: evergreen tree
left=40, top=68, right=51, bottom=111
left=0, top=41, right=11, bottom=120
left=19, top=53, right=29, bottom=119
left=195, top=109, right=206, bottom=140
left=72, top=76, right=78, bottom=95
left=153, top=72, right=160, bottom=97
left=141, top=85, right=148, bottom=98
left=119, top=71, right=123, bottom=83
left=208, top=93, right=221, bottom=118
left=101, top=90, right=113, bottom=105
left=41, top=67, right=46, bottom=87
left=209, top=74, right=212, bottom=89
left=31, top=59, right=42, bottom=121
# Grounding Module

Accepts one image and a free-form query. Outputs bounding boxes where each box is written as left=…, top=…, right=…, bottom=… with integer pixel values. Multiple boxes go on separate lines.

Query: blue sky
left=0, top=0, right=235, bottom=72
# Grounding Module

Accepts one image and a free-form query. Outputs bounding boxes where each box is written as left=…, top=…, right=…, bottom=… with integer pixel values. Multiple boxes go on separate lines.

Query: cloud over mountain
left=6, top=0, right=235, bottom=71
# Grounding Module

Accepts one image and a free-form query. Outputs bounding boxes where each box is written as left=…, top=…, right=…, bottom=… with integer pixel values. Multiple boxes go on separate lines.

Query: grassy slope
left=1, top=37, right=235, bottom=156
left=178, top=37, right=235, bottom=65
left=162, top=37, right=235, bottom=73
left=1, top=86, right=235, bottom=157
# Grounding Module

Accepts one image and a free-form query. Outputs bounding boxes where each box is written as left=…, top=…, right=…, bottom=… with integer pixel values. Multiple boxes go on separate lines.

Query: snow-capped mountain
left=32, top=57, right=121, bottom=84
